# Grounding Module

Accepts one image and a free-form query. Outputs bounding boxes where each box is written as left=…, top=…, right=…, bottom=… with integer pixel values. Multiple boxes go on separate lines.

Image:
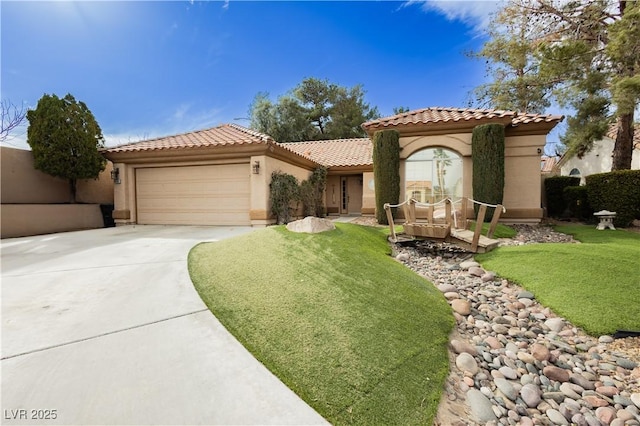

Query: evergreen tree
left=27, top=93, right=107, bottom=202
left=372, top=130, right=400, bottom=225
left=473, top=0, right=639, bottom=170
left=249, top=78, right=379, bottom=142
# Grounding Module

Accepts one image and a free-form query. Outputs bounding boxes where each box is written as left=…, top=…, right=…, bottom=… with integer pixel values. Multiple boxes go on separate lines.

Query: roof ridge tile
left=105, top=123, right=274, bottom=153
left=362, top=106, right=561, bottom=130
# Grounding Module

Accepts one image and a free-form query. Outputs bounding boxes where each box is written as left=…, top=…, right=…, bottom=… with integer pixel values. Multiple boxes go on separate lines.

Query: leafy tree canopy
left=249, top=78, right=380, bottom=142
left=392, top=106, right=411, bottom=115
left=27, top=93, right=107, bottom=202
left=472, top=0, right=639, bottom=170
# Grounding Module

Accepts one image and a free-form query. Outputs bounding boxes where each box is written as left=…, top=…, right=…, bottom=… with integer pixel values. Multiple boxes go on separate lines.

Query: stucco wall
left=1, top=146, right=114, bottom=204
left=560, top=138, right=640, bottom=184
left=1, top=146, right=70, bottom=203
left=255, top=156, right=313, bottom=224
left=77, top=163, right=115, bottom=204
left=502, top=135, right=545, bottom=220
left=1, top=147, right=113, bottom=238
left=1, top=204, right=105, bottom=239
left=396, top=132, right=546, bottom=222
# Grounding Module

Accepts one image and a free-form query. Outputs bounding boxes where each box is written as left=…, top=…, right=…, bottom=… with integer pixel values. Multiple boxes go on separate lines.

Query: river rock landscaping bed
left=391, top=225, right=640, bottom=426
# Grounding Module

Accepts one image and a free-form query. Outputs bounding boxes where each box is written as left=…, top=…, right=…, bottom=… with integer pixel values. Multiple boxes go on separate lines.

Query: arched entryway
left=404, top=147, right=463, bottom=203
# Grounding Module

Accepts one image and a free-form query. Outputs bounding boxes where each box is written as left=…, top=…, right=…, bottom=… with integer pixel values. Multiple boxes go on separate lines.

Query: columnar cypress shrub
left=586, top=170, right=640, bottom=227
left=372, top=130, right=400, bottom=224
left=472, top=124, right=505, bottom=221
left=544, top=176, right=580, bottom=217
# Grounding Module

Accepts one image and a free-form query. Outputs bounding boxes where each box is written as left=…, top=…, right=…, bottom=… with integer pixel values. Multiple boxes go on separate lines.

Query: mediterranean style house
left=103, top=107, right=563, bottom=226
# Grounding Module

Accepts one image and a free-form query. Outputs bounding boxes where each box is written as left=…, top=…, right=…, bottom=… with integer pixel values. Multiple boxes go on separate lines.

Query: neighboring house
left=559, top=123, right=640, bottom=184
left=541, top=155, right=561, bottom=176
left=103, top=107, right=563, bottom=226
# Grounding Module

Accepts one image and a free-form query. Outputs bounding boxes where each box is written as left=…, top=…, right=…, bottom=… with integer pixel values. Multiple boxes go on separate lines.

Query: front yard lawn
left=476, top=225, right=640, bottom=336
left=189, top=223, right=454, bottom=425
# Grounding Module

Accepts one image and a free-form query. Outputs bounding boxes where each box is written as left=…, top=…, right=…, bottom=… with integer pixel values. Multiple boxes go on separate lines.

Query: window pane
left=405, top=148, right=462, bottom=203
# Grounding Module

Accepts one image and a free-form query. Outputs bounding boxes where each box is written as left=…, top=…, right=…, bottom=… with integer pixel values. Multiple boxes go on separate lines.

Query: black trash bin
left=100, top=204, right=115, bottom=228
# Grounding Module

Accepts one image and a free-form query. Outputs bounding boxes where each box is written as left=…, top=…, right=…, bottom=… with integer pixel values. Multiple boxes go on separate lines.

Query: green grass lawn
left=469, top=221, right=518, bottom=238
left=476, top=225, right=640, bottom=336
left=189, top=223, right=454, bottom=425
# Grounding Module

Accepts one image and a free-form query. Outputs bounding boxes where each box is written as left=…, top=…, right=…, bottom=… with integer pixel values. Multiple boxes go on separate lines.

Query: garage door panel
left=136, top=164, right=250, bottom=225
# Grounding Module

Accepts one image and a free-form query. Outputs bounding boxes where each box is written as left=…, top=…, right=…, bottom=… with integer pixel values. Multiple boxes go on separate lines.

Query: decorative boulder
left=286, top=216, right=336, bottom=234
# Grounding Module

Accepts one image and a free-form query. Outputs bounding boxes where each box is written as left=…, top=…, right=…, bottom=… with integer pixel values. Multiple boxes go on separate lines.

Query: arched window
left=405, top=148, right=463, bottom=203
left=569, top=168, right=581, bottom=177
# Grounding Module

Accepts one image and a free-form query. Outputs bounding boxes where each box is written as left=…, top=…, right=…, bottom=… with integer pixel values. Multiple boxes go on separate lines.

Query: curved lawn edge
left=188, top=223, right=454, bottom=425
left=475, top=225, right=640, bottom=335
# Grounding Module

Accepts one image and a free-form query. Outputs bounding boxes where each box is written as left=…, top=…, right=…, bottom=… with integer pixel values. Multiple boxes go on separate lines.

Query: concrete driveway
left=1, top=225, right=328, bottom=425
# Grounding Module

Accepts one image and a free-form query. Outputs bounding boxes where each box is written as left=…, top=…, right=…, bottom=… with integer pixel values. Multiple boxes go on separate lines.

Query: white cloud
left=167, top=104, right=223, bottom=130
left=104, top=131, right=151, bottom=148
left=406, top=0, right=505, bottom=32
left=172, top=103, right=191, bottom=121
left=1, top=122, right=29, bottom=150
left=103, top=104, right=226, bottom=147
left=222, top=0, right=229, bottom=11
left=1, top=104, right=227, bottom=150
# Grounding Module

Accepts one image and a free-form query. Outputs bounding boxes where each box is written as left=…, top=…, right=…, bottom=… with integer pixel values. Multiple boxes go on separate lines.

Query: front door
left=340, top=176, right=363, bottom=215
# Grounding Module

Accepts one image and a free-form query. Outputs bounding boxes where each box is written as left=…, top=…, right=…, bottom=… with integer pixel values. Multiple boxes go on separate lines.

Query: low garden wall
left=1, top=204, right=105, bottom=239
left=1, top=147, right=114, bottom=238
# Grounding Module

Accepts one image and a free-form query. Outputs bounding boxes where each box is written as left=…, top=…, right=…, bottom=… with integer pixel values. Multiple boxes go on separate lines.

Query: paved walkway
left=1, top=226, right=328, bottom=425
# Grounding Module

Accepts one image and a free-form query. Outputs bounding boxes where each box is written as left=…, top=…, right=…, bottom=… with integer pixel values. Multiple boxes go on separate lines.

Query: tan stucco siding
left=393, top=133, right=546, bottom=222
left=400, top=134, right=471, bottom=159
left=1, top=204, right=104, bottom=238
left=0, top=146, right=113, bottom=204
left=503, top=156, right=542, bottom=209
left=0, top=147, right=113, bottom=237
left=1, top=147, right=70, bottom=203
left=253, top=156, right=313, bottom=224
left=501, top=135, right=546, bottom=220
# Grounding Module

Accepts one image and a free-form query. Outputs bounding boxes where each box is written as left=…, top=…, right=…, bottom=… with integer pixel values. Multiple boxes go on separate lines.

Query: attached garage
left=103, top=124, right=317, bottom=227
left=136, top=164, right=250, bottom=226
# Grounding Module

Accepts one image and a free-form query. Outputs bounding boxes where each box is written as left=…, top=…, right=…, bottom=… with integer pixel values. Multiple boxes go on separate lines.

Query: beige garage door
left=136, top=164, right=250, bottom=225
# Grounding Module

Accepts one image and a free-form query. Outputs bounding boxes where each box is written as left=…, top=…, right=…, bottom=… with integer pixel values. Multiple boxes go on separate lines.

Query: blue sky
left=2, top=1, right=514, bottom=149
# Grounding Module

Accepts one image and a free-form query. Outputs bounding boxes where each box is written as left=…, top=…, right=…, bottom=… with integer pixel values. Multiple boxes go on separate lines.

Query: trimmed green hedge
left=270, top=171, right=299, bottom=224
left=300, top=167, right=328, bottom=217
left=372, top=130, right=400, bottom=225
left=586, top=170, right=640, bottom=227
left=563, top=186, right=593, bottom=221
left=544, top=176, right=580, bottom=217
left=472, top=124, right=505, bottom=221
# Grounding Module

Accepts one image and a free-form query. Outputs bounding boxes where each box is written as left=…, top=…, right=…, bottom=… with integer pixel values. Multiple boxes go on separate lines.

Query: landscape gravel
left=388, top=225, right=640, bottom=426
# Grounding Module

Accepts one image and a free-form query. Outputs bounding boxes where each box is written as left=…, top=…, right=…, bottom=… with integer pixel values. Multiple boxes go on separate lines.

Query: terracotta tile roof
left=362, top=107, right=563, bottom=130
left=606, top=122, right=640, bottom=150
left=105, top=123, right=274, bottom=153
left=541, top=155, right=559, bottom=173
left=284, top=138, right=372, bottom=167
